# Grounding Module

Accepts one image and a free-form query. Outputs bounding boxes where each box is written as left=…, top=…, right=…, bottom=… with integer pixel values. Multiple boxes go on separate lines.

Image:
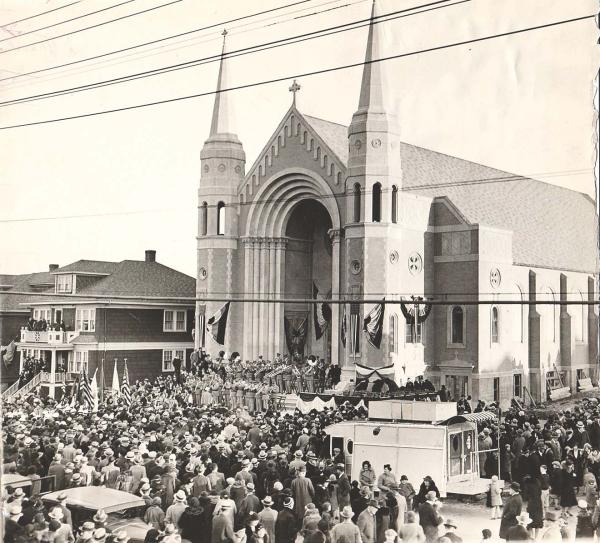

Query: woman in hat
left=414, top=476, right=440, bottom=511
left=559, top=462, right=578, bottom=517
left=499, top=483, right=523, bottom=541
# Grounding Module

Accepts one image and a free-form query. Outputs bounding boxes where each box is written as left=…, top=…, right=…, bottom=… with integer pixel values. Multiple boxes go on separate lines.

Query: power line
left=0, top=13, right=593, bottom=130
left=0, top=1, right=83, bottom=28
left=0, top=167, right=592, bottom=222
left=0, top=0, right=183, bottom=56
left=0, top=0, right=140, bottom=44
left=0, top=0, right=314, bottom=70
left=0, top=0, right=457, bottom=106
left=2, top=290, right=598, bottom=305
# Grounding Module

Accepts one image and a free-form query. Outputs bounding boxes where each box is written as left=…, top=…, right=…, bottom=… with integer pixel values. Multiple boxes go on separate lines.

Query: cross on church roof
left=289, top=79, right=301, bottom=106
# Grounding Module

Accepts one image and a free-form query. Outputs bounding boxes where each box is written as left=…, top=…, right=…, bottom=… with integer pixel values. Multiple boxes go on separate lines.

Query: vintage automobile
left=42, top=487, right=149, bottom=542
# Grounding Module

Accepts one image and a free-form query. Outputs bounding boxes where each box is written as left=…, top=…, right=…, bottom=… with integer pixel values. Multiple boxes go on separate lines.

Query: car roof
left=42, top=487, right=146, bottom=513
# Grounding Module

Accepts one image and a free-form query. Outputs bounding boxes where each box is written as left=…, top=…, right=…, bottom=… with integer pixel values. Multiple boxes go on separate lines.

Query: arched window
left=450, top=306, right=464, bottom=344
left=389, top=314, right=398, bottom=355
left=491, top=306, right=499, bottom=343
left=201, top=202, right=208, bottom=236
left=217, top=202, right=225, bottom=235
left=391, top=185, right=398, bottom=224
left=372, top=182, right=382, bottom=222
left=353, top=183, right=361, bottom=223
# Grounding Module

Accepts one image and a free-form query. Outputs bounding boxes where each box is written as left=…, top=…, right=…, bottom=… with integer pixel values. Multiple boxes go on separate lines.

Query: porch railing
left=2, top=371, right=42, bottom=400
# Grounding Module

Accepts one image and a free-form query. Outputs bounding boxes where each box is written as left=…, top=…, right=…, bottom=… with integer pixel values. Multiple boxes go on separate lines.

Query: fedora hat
left=443, top=519, right=458, bottom=529
left=174, top=490, right=186, bottom=502
left=262, top=496, right=274, bottom=506
left=340, top=506, right=354, bottom=519
left=517, top=513, right=532, bottom=525
left=93, top=509, right=108, bottom=523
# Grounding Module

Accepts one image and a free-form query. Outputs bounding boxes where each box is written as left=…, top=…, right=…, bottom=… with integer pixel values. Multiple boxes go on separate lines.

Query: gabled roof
left=0, top=273, right=54, bottom=312
left=295, top=113, right=598, bottom=273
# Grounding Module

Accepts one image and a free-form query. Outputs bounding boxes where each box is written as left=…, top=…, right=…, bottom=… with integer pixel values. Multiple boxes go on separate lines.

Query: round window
left=452, top=434, right=460, bottom=452
left=347, top=439, right=353, bottom=455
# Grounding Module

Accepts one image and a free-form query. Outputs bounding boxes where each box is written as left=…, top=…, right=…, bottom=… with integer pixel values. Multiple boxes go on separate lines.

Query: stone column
left=268, top=240, right=277, bottom=361
left=559, top=273, right=572, bottom=387
left=528, top=270, right=541, bottom=401
left=274, top=239, right=287, bottom=357
left=242, top=238, right=254, bottom=360
left=19, top=349, right=24, bottom=374
left=49, top=350, right=57, bottom=399
left=257, top=239, right=268, bottom=359
left=329, top=229, right=342, bottom=365
left=588, top=276, right=598, bottom=376
left=252, top=238, right=260, bottom=361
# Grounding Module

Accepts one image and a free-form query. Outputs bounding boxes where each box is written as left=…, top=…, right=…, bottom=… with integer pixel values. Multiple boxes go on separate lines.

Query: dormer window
left=56, top=274, right=73, bottom=293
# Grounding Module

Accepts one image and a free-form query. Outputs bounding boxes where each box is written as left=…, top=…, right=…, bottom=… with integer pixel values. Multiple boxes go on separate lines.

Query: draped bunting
left=400, top=298, right=432, bottom=324
left=313, top=283, right=331, bottom=340
left=341, top=304, right=347, bottom=348
left=284, top=316, right=308, bottom=358
left=355, top=362, right=395, bottom=378
left=296, top=393, right=368, bottom=413
left=363, top=301, right=385, bottom=348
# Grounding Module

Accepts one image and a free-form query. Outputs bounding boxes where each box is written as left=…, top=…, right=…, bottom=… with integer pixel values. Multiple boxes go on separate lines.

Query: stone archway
left=243, top=169, right=342, bottom=361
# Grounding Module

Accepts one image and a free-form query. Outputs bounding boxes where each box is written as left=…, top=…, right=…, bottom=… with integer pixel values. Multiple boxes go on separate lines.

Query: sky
left=0, top=0, right=598, bottom=278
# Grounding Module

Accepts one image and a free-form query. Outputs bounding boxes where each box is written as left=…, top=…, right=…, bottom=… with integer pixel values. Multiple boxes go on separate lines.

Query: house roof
left=0, top=273, right=55, bottom=312
left=302, top=114, right=598, bottom=273
left=52, top=260, right=118, bottom=275
left=73, top=260, right=195, bottom=299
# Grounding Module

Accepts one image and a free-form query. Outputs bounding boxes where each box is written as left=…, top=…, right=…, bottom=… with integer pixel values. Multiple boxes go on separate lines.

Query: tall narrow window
left=450, top=306, right=464, bottom=344
left=391, top=185, right=398, bottom=224
left=491, top=306, right=499, bottom=343
left=372, top=182, right=381, bottom=222
left=353, top=184, right=361, bottom=222
left=201, top=202, right=208, bottom=236
left=217, top=202, right=225, bottom=235
left=389, top=314, right=398, bottom=355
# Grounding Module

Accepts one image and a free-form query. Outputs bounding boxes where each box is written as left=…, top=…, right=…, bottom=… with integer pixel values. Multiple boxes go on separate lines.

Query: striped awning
left=436, top=411, right=498, bottom=426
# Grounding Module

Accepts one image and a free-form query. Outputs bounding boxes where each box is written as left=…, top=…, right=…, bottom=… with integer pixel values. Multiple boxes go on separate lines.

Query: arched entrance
left=242, top=169, right=342, bottom=362
left=283, top=199, right=333, bottom=360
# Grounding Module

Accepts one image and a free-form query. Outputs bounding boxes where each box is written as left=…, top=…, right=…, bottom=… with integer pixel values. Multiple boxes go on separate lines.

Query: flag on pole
left=121, top=360, right=131, bottom=407
left=341, top=304, right=347, bottom=348
left=2, top=340, right=16, bottom=367
left=207, top=302, right=230, bottom=345
left=363, top=301, right=385, bottom=349
left=349, top=304, right=360, bottom=354
left=199, top=313, right=206, bottom=348
left=79, top=370, right=93, bottom=411
left=112, top=360, right=120, bottom=397
left=90, top=369, right=99, bottom=413
left=313, top=283, right=331, bottom=340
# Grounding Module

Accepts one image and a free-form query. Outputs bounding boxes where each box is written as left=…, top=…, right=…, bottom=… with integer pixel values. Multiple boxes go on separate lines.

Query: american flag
left=121, top=361, right=131, bottom=406
left=79, top=370, right=93, bottom=410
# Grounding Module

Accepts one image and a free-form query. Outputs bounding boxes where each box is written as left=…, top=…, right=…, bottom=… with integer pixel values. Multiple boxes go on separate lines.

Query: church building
left=195, top=1, right=598, bottom=405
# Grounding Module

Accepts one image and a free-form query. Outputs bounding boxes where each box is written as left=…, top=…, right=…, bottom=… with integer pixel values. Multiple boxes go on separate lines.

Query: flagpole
left=99, top=358, right=104, bottom=404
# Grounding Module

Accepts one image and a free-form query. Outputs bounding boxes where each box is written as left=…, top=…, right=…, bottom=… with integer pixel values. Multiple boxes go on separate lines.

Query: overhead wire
left=0, top=0, right=139, bottom=43
left=0, top=13, right=594, bottom=130
left=0, top=167, right=593, bottom=222
left=0, top=0, right=315, bottom=69
left=0, top=0, right=184, bottom=56
left=0, top=0, right=365, bottom=92
left=0, top=0, right=457, bottom=106
left=0, top=1, right=83, bottom=28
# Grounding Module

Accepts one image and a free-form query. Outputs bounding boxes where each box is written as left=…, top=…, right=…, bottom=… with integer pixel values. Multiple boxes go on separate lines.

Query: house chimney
left=145, top=250, right=156, bottom=263
left=49, top=264, right=59, bottom=272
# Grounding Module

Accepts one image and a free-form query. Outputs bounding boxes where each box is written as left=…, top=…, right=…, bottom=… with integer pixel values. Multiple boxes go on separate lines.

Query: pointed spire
left=210, top=29, right=235, bottom=137
left=357, top=0, right=385, bottom=113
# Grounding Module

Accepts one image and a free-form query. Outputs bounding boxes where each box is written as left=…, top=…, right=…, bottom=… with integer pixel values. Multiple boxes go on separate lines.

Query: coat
left=274, top=508, right=297, bottom=543
left=499, top=493, right=523, bottom=540
left=398, top=523, right=426, bottom=543
left=258, top=507, right=278, bottom=543
left=506, top=525, right=530, bottom=541
left=357, top=509, right=377, bottom=543
left=179, top=506, right=209, bottom=543
left=212, top=513, right=236, bottom=543
left=336, top=474, right=351, bottom=508
left=291, top=476, right=314, bottom=519
left=490, top=481, right=503, bottom=507
left=417, top=502, right=442, bottom=543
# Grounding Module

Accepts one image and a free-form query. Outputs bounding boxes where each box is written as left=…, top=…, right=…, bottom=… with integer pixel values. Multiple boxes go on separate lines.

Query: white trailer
left=324, top=400, right=496, bottom=496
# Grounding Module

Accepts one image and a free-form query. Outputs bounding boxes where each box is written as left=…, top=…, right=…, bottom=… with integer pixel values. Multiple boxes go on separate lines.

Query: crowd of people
left=6, top=354, right=600, bottom=542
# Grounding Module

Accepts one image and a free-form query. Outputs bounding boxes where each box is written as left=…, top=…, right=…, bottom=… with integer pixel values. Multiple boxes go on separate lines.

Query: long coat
left=274, top=508, right=298, bottom=543
left=499, top=493, right=523, bottom=540
left=291, top=476, right=315, bottom=519
left=417, top=502, right=442, bottom=543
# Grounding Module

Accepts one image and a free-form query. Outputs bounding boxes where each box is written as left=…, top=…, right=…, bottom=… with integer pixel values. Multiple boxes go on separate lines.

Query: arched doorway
left=283, top=199, right=333, bottom=360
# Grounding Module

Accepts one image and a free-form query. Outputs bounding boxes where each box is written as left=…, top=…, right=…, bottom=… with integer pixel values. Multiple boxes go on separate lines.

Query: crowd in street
left=6, top=357, right=600, bottom=542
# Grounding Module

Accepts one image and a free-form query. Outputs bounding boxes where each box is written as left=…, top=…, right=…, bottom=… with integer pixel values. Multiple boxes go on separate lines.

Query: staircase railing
left=2, top=371, right=42, bottom=400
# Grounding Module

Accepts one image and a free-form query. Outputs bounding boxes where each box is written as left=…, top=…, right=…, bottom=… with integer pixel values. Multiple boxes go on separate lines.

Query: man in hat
left=238, top=482, right=261, bottom=520
left=48, top=455, right=66, bottom=491
left=418, top=491, right=443, bottom=543
left=291, top=466, right=315, bottom=520
left=192, top=466, right=212, bottom=497
left=357, top=499, right=379, bottom=543
left=211, top=500, right=236, bottom=543
left=56, top=492, right=73, bottom=527
left=500, top=483, right=523, bottom=540
left=336, top=464, right=351, bottom=510
left=330, top=505, right=360, bottom=543
left=506, top=513, right=531, bottom=541
left=165, top=490, right=188, bottom=527
left=48, top=506, right=75, bottom=542
left=440, top=519, right=462, bottom=543
left=258, top=496, right=278, bottom=543
left=144, top=497, right=166, bottom=531
left=275, top=497, right=297, bottom=543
